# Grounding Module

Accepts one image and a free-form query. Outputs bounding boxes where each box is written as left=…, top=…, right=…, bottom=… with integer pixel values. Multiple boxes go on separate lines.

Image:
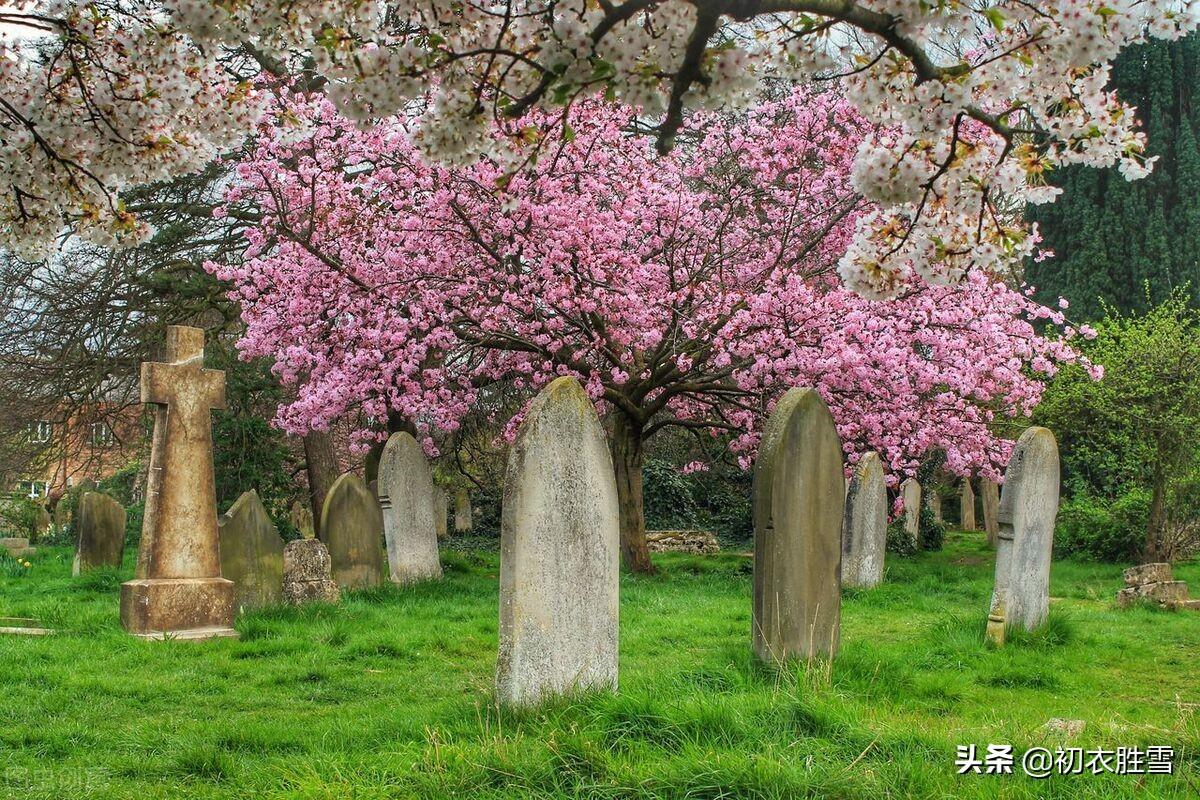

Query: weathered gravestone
left=119, top=326, right=237, bottom=640
left=901, top=478, right=921, bottom=546
left=33, top=505, right=52, bottom=540
left=53, top=498, right=70, bottom=528
left=377, top=432, right=443, bottom=585
left=496, top=377, right=619, bottom=706
left=218, top=490, right=285, bottom=612
left=753, top=387, right=843, bottom=662
left=981, top=478, right=1000, bottom=546
left=928, top=490, right=943, bottom=524
left=960, top=478, right=977, bottom=530
left=289, top=500, right=315, bottom=539
left=841, top=452, right=887, bottom=589
left=454, top=488, right=473, bottom=533
left=320, top=473, right=384, bottom=591
left=986, top=427, right=1060, bottom=646
left=282, top=539, right=340, bottom=605
left=73, top=492, right=126, bottom=575
left=1, top=538, right=34, bottom=559
left=433, top=488, right=448, bottom=539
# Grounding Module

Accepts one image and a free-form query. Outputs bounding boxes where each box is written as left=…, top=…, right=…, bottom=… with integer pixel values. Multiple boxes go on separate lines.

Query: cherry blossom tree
left=2, top=1, right=1197, bottom=297
left=212, top=87, right=1096, bottom=572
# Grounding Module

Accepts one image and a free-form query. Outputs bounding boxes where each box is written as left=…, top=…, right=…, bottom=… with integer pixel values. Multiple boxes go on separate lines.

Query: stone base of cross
left=120, top=578, right=238, bottom=640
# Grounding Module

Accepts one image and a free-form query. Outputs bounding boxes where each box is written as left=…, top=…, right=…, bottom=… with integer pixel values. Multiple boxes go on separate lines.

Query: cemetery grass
left=1, top=532, right=1197, bottom=799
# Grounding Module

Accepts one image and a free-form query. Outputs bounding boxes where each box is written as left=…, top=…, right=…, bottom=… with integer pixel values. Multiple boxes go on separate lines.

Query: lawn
left=0, top=532, right=1197, bottom=799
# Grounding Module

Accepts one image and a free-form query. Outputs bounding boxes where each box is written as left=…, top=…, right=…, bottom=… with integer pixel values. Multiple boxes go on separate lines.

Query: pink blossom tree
left=213, top=87, right=1095, bottom=572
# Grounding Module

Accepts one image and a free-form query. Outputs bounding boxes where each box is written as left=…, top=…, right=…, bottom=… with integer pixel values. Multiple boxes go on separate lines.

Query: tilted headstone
left=986, top=427, right=1060, bottom=646
left=454, top=488, right=473, bottom=533
left=841, top=452, right=886, bottom=589
left=377, top=432, right=443, bottom=585
left=960, top=478, right=977, bottom=530
left=289, top=500, right=316, bottom=539
left=218, top=490, right=285, bottom=612
left=496, top=377, right=619, bottom=706
left=433, top=488, right=448, bottom=539
left=283, top=539, right=340, bottom=605
left=901, top=479, right=921, bottom=546
left=319, top=472, right=384, bottom=591
left=73, top=492, right=126, bottom=575
left=752, top=387, right=843, bottom=662
left=981, top=478, right=1000, bottom=547
left=119, top=326, right=236, bottom=640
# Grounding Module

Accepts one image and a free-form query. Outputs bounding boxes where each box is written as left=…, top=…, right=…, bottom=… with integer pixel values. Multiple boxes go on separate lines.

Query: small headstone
left=454, top=488, right=473, bottom=533
left=119, top=326, right=236, bottom=640
left=33, top=505, right=52, bottom=540
left=289, top=500, right=315, bottom=539
left=900, top=479, right=921, bottom=546
left=842, top=452, right=887, bottom=588
left=752, top=387, right=843, bottom=662
left=282, top=539, right=340, bottom=605
left=319, top=472, right=384, bottom=591
left=1, top=538, right=35, bottom=559
left=1115, top=562, right=1198, bottom=609
left=960, top=479, right=977, bottom=531
left=433, top=488, right=448, bottom=539
left=218, top=490, right=285, bottom=612
left=377, top=432, right=443, bottom=585
left=986, top=427, right=1060, bottom=646
left=53, top=499, right=70, bottom=528
left=496, top=377, right=619, bottom=706
left=73, top=492, right=126, bottom=575
left=981, top=478, right=1000, bottom=546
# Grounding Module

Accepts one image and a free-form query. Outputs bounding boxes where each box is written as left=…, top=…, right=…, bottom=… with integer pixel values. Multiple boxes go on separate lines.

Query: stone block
left=1122, top=562, right=1172, bottom=587
left=119, top=577, right=237, bottom=638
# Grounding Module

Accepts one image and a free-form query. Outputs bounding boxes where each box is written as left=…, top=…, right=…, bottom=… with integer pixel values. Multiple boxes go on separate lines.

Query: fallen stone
left=1042, top=718, right=1086, bottom=738
left=1116, top=580, right=1188, bottom=607
left=1122, top=562, right=1173, bottom=587
left=645, top=530, right=720, bottom=555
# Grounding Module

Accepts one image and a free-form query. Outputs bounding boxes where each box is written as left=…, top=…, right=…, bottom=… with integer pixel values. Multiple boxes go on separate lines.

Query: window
left=19, top=481, right=48, bottom=499
left=91, top=422, right=115, bottom=447
left=27, top=421, right=51, bottom=444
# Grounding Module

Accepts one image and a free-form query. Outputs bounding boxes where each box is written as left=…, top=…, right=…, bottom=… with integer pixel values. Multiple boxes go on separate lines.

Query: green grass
left=0, top=532, right=1197, bottom=799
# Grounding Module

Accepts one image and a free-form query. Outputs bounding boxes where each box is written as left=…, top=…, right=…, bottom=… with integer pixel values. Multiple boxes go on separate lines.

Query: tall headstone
left=841, top=452, right=887, bottom=588
left=901, top=479, right=921, bottom=547
left=377, top=432, right=443, bottom=585
left=986, top=427, right=1060, bottom=646
left=928, top=490, right=943, bottom=524
left=319, top=473, right=384, bottom=591
left=752, top=387, right=843, bottom=662
left=433, top=487, right=448, bottom=539
left=454, top=488, right=473, bottom=533
left=981, top=478, right=1000, bottom=547
left=496, top=377, right=619, bottom=706
left=73, top=492, right=126, bottom=575
left=218, top=490, right=285, bottom=613
left=289, top=500, right=315, bottom=539
left=283, top=539, right=340, bottom=605
left=960, top=478, right=978, bottom=530
left=119, top=326, right=236, bottom=640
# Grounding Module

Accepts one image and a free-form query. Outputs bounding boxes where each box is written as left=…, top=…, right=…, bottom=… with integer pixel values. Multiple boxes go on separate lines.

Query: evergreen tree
left=1029, top=33, right=1200, bottom=319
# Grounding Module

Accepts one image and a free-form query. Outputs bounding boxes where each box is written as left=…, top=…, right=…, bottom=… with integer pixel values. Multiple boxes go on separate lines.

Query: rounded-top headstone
left=218, top=490, right=285, bottom=612
left=73, top=492, right=126, bottom=575
left=496, top=376, right=619, bottom=706
left=320, top=473, right=384, bottom=591
left=752, top=387, right=844, bottom=662
left=377, top=432, right=443, bottom=585
left=900, top=478, right=921, bottom=545
left=841, top=452, right=887, bottom=589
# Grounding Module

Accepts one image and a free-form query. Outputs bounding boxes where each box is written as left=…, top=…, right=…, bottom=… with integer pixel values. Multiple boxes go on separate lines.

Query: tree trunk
left=303, top=430, right=339, bottom=541
left=1145, top=462, right=1167, bottom=563
left=610, top=410, right=656, bottom=574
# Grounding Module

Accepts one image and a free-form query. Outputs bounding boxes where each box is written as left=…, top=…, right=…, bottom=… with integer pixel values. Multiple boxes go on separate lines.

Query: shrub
left=0, top=494, right=41, bottom=538
left=643, top=458, right=699, bottom=530
left=1054, top=493, right=1144, bottom=562
left=886, top=520, right=918, bottom=557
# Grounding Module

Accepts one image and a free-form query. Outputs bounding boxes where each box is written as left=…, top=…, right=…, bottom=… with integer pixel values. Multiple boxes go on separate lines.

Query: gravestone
left=53, top=499, right=70, bottom=528
left=289, top=500, right=315, bottom=539
left=434, top=488, right=448, bottom=539
left=981, top=478, right=1000, bottom=546
left=928, top=490, right=943, bottom=524
left=218, top=490, right=285, bottom=612
left=33, top=505, right=52, bottom=540
left=1, top=538, right=34, bottom=559
left=119, top=326, right=236, bottom=640
left=73, top=492, right=126, bottom=575
left=454, top=488, right=473, bottom=533
left=901, top=479, right=921, bottom=546
left=282, top=539, right=340, bottom=605
left=377, top=432, right=443, bottom=585
left=752, top=387, right=843, bottom=662
left=320, top=472, right=384, bottom=591
left=496, top=377, right=619, bottom=706
left=960, top=478, right=977, bottom=530
left=841, top=452, right=886, bottom=588
left=986, top=427, right=1060, bottom=646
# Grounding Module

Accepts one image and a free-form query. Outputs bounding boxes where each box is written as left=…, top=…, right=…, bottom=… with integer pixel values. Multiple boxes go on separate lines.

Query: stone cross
left=752, top=387, right=843, bottom=663
left=960, top=478, right=977, bottom=530
left=120, top=326, right=236, bottom=639
left=986, top=427, right=1060, bottom=646
left=496, top=377, right=619, bottom=706
left=842, top=452, right=887, bottom=589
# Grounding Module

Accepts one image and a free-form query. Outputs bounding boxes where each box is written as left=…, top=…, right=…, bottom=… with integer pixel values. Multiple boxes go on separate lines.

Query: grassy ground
left=0, top=531, right=1197, bottom=799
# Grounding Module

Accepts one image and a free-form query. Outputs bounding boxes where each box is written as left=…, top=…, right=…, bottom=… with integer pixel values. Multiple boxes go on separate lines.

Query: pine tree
left=1028, top=33, right=1200, bottom=319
